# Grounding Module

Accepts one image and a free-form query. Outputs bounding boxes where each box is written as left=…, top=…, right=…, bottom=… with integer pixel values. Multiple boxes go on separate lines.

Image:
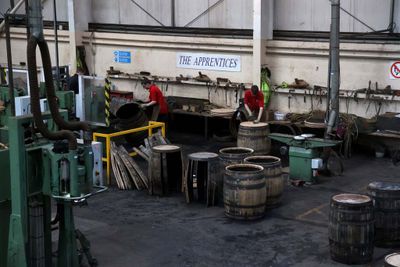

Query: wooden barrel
left=368, top=181, right=400, bottom=248
left=219, top=147, right=254, bottom=168
left=329, top=193, right=374, bottom=265
left=244, top=156, right=283, bottom=208
left=223, top=164, right=266, bottom=220
left=218, top=147, right=254, bottom=204
left=149, top=145, right=183, bottom=196
left=237, top=121, right=271, bottom=155
left=385, top=253, right=400, bottom=267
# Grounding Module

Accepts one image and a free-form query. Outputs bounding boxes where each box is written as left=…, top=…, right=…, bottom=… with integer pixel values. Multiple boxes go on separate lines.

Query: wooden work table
left=171, top=109, right=231, bottom=139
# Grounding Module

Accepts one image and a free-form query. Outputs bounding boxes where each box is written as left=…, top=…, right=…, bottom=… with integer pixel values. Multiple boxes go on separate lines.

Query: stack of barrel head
left=329, top=181, right=400, bottom=265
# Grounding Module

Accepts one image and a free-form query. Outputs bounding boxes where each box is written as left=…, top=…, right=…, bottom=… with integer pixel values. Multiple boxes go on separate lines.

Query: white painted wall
left=265, top=40, right=400, bottom=118
left=1, top=0, right=397, bottom=32
left=274, top=0, right=396, bottom=32
left=0, top=28, right=70, bottom=68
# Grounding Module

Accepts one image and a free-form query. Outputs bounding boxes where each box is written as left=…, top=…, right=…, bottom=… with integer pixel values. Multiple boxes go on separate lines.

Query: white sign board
left=390, top=61, right=400, bottom=80
left=176, top=52, right=241, bottom=72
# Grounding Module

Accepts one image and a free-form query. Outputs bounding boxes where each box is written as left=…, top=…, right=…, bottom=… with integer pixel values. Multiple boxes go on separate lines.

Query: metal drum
left=368, top=181, right=400, bottom=248
left=223, top=164, right=266, bottom=220
left=244, top=156, right=284, bottom=208
left=149, top=145, right=183, bottom=196
left=237, top=121, right=271, bottom=155
left=329, top=193, right=374, bottom=265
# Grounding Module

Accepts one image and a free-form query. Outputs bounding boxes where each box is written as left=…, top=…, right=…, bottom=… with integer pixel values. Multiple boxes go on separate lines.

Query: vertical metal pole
left=326, top=0, right=340, bottom=136
left=171, top=0, right=175, bottom=27
left=389, top=0, right=395, bottom=33
left=10, top=0, right=15, bottom=8
left=5, top=14, right=15, bottom=116
left=53, top=0, right=60, bottom=89
left=25, top=0, right=30, bottom=39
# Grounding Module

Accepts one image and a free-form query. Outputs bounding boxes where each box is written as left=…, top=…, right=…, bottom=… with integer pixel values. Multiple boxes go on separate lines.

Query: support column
left=68, top=0, right=92, bottom=75
left=252, top=0, right=273, bottom=86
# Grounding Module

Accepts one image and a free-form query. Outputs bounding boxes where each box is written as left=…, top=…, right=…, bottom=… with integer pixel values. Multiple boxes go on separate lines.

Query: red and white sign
left=390, top=61, right=400, bottom=79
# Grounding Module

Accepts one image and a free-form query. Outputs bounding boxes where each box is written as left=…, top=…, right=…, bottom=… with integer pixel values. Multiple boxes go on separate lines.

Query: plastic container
left=274, top=111, right=286, bottom=121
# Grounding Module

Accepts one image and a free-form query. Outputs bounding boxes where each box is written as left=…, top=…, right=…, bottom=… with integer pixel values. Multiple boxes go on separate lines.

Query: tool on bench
left=288, top=89, right=295, bottom=109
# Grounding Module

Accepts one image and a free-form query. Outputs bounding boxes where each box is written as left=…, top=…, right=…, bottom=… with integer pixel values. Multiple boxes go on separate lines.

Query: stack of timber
left=136, top=130, right=170, bottom=161
left=111, top=142, right=148, bottom=190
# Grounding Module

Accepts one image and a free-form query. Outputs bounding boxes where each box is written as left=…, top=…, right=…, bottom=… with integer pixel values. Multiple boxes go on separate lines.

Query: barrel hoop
left=329, top=239, right=374, bottom=248
left=224, top=202, right=266, bottom=209
left=374, top=207, right=400, bottom=213
left=330, top=219, right=375, bottom=225
left=330, top=207, right=374, bottom=214
left=238, top=134, right=268, bottom=138
left=370, top=195, right=400, bottom=200
left=224, top=182, right=265, bottom=190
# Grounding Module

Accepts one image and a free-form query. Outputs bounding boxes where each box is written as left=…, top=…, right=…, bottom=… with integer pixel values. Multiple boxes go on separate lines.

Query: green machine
left=269, top=133, right=341, bottom=183
left=0, top=0, right=106, bottom=266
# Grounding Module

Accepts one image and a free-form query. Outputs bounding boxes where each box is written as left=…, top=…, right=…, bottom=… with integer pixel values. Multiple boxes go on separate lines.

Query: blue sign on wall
left=113, top=51, right=131, bottom=64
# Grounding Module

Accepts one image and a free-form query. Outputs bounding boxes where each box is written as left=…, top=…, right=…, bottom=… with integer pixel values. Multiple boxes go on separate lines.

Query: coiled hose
left=27, top=35, right=78, bottom=150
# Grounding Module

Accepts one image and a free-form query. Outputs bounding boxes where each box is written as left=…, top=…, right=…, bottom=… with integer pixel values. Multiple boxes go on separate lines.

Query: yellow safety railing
left=93, top=121, right=165, bottom=185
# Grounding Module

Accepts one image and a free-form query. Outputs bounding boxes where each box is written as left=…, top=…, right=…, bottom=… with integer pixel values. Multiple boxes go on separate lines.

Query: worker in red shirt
left=141, top=79, right=168, bottom=123
left=244, top=85, right=264, bottom=123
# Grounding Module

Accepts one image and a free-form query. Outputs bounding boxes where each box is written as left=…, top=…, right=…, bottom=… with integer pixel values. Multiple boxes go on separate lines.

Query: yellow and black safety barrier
left=104, top=78, right=111, bottom=126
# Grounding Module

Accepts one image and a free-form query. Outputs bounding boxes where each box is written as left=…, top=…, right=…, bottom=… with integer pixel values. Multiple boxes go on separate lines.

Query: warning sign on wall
left=390, top=61, right=400, bottom=79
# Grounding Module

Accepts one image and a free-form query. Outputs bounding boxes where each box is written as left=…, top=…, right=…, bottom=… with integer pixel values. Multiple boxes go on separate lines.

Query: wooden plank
left=111, top=145, right=126, bottom=189
left=117, top=146, right=143, bottom=190
left=112, top=142, right=132, bottom=190
left=139, top=145, right=151, bottom=157
left=133, top=147, right=149, bottom=161
left=119, top=146, right=149, bottom=189
left=144, top=138, right=151, bottom=150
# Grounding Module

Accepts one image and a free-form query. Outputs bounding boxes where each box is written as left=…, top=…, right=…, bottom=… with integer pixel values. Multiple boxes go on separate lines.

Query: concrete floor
left=74, top=133, right=399, bottom=267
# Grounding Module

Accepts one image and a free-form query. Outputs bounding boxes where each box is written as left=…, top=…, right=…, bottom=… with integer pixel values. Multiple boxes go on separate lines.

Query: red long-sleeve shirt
left=149, top=85, right=168, bottom=114
left=244, top=90, right=264, bottom=111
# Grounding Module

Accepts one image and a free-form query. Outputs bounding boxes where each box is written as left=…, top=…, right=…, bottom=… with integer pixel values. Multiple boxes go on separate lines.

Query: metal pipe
left=10, top=0, right=15, bottom=8
left=129, top=0, right=165, bottom=26
left=184, top=0, right=224, bottom=27
left=29, top=0, right=44, bottom=40
left=28, top=37, right=78, bottom=149
left=5, top=14, right=15, bottom=116
left=27, top=36, right=78, bottom=150
left=53, top=0, right=60, bottom=88
left=25, top=0, right=30, bottom=39
left=326, top=0, right=340, bottom=137
left=0, top=0, right=24, bottom=35
left=171, top=0, right=175, bottom=27
left=389, top=0, right=396, bottom=33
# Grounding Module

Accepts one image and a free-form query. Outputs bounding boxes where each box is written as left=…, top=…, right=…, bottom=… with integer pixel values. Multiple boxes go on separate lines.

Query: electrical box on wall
left=15, top=96, right=48, bottom=116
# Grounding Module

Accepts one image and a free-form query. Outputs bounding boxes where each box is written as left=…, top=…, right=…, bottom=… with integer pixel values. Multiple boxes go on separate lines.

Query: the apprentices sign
left=176, top=52, right=241, bottom=72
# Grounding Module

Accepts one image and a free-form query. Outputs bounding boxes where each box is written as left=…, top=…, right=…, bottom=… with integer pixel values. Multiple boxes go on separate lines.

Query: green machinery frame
left=269, top=133, right=341, bottom=183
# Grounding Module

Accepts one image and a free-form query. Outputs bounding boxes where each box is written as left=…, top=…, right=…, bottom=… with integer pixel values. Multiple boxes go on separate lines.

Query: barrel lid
left=152, top=145, right=181, bottom=152
left=368, top=181, right=400, bottom=191
left=188, top=152, right=219, bottom=161
left=219, top=147, right=254, bottom=155
left=332, top=193, right=371, bottom=204
left=385, top=253, right=400, bottom=267
left=240, top=121, right=268, bottom=128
